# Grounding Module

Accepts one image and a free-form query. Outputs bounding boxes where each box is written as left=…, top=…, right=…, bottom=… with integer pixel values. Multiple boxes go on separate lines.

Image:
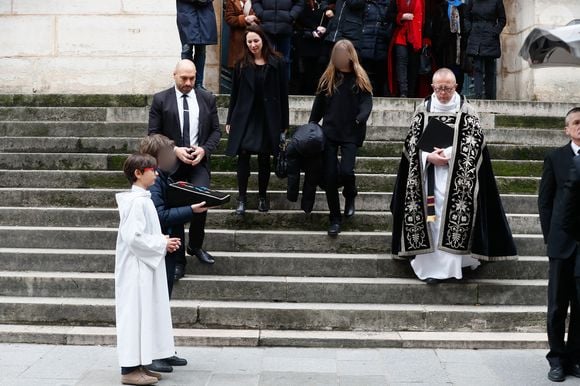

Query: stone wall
left=0, top=0, right=578, bottom=101
left=0, top=0, right=222, bottom=94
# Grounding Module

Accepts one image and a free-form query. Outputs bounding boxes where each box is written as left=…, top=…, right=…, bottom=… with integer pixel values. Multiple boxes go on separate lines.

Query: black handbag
left=274, top=135, right=289, bottom=178
left=418, top=46, right=432, bottom=75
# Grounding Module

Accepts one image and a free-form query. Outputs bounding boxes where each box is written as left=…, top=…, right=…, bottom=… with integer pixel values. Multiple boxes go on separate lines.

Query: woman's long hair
left=317, top=39, right=373, bottom=96
left=238, top=25, right=281, bottom=68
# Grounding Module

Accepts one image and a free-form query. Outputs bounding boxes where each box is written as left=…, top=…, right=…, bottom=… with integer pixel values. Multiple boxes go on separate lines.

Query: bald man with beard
left=149, top=60, right=222, bottom=278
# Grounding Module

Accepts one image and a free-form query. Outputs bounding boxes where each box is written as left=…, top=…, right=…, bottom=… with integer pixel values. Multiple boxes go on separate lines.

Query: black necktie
left=182, top=94, right=190, bottom=147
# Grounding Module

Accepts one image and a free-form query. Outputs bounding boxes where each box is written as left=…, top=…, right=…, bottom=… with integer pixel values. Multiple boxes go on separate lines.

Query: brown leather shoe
left=121, top=368, right=158, bottom=385
left=141, top=366, right=162, bottom=380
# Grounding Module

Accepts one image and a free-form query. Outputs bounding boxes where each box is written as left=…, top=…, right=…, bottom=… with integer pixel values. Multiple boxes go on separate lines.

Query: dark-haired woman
left=309, top=39, right=373, bottom=236
left=225, top=25, right=289, bottom=215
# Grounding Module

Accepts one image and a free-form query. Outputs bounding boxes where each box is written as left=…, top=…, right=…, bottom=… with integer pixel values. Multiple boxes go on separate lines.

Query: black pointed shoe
left=236, top=198, right=246, bottom=215
left=327, top=223, right=341, bottom=237
left=344, top=197, right=355, bottom=217
left=548, top=366, right=566, bottom=382
left=424, top=278, right=441, bottom=285
left=258, top=196, right=270, bottom=212
left=164, top=355, right=188, bottom=366
left=567, top=363, right=580, bottom=378
left=186, top=247, right=215, bottom=265
left=146, top=359, right=173, bottom=373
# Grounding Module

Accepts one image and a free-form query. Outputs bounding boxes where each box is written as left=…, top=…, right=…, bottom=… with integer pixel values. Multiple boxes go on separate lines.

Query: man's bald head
left=432, top=68, right=456, bottom=84
left=173, top=59, right=196, bottom=94
left=431, top=68, right=458, bottom=104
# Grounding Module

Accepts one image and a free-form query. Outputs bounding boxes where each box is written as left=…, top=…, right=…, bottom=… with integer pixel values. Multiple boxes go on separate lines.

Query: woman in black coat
left=465, top=0, right=506, bottom=99
left=226, top=25, right=290, bottom=215
left=309, top=39, right=373, bottom=236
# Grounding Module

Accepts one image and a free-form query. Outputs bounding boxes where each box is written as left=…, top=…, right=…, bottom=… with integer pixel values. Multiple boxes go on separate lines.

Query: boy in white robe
left=115, top=153, right=181, bottom=385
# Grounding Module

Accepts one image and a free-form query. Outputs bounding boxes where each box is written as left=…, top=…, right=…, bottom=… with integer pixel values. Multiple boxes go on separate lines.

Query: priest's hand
left=165, top=236, right=181, bottom=253
left=427, top=148, right=450, bottom=166
left=191, top=201, right=208, bottom=213
left=225, top=124, right=231, bottom=134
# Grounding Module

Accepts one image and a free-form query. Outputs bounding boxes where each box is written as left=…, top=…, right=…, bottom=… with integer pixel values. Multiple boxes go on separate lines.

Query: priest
left=390, top=68, right=517, bottom=284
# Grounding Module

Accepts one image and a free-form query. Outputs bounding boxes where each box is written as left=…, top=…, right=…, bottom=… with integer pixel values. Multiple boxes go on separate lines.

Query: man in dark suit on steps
left=539, top=107, right=580, bottom=382
left=148, top=60, right=222, bottom=279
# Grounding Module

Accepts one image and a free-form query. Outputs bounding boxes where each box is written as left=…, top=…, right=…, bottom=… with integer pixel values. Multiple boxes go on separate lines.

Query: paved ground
left=0, top=344, right=578, bottom=386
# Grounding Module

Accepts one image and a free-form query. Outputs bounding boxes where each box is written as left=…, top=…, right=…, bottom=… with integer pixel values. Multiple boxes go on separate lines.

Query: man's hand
left=225, top=124, right=231, bottom=134
left=189, top=146, right=205, bottom=166
left=427, top=148, right=450, bottom=166
left=165, top=236, right=181, bottom=253
left=175, top=146, right=193, bottom=164
left=402, top=12, right=414, bottom=21
left=191, top=201, right=208, bottom=213
left=325, top=9, right=334, bottom=18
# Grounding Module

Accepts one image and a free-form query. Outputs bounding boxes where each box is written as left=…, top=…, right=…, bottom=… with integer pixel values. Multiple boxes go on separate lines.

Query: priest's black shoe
left=424, top=278, right=441, bottom=285
left=164, top=355, right=188, bottom=366
left=146, top=359, right=173, bottom=373
left=327, top=223, right=341, bottom=237
left=548, top=366, right=566, bottom=382
left=257, top=196, right=270, bottom=212
left=187, top=247, right=215, bottom=264
left=174, top=264, right=185, bottom=281
left=344, top=197, right=355, bottom=217
left=236, top=198, right=246, bottom=215
left=567, top=363, right=580, bottom=378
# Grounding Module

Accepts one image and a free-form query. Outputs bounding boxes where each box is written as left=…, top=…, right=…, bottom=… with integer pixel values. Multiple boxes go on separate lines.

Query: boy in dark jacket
left=139, top=135, right=208, bottom=297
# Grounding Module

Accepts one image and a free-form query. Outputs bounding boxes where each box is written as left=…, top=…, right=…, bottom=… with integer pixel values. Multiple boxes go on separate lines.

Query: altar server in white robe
left=115, top=153, right=182, bottom=386
left=390, top=68, right=517, bottom=284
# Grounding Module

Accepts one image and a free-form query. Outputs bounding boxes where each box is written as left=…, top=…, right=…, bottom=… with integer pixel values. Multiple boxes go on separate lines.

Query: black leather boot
left=344, top=197, right=355, bottom=217
left=258, top=196, right=270, bottom=212
left=236, top=197, right=246, bottom=215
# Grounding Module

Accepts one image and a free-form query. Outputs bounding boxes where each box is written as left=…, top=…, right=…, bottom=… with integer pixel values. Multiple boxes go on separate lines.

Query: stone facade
left=0, top=0, right=222, bottom=94
left=0, top=0, right=578, bottom=101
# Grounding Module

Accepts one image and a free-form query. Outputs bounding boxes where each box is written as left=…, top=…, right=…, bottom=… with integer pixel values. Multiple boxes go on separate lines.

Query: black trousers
left=323, top=140, right=358, bottom=224
left=237, top=151, right=271, bottom=198
left=547, top=248, right=580, bottom=367
left=173, top=162, right=210, bottom=267
left=472, top=56, right=496, bottom=100
left=362, top=57, right=388, bottom=97
left=394, top=44, right=420, bottom=97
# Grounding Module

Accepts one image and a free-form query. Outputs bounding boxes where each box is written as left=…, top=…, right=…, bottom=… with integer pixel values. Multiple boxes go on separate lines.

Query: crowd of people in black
left=221, top=0, right=506, bottom=99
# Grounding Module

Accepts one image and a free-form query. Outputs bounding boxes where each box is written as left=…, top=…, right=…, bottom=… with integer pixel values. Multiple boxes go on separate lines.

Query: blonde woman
left=309, top=39, right=373, bottom=236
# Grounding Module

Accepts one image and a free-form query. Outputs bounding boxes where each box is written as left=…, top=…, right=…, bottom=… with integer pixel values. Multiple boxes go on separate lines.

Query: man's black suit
left=562, top=155, right=580, bottom=243
left=148, top=86, right=221, bottom=266
left=539, top=142, right=580, bottom=368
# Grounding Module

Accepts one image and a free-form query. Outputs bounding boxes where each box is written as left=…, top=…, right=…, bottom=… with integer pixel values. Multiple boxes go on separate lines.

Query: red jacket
left=392, top=0, right=424, bottom=51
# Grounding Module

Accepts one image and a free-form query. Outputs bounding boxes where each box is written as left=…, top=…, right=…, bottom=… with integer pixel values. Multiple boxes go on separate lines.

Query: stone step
left=0, top=324, right=549, bottom=349
left=0, top=296, right=547, bottom=332
left=0, top=152, right=545, bottom=177
left=0, top=136, right=555, bottom=160
left=0, top=170, right=541, bottom=193
left=0, top=227, right=544, bottom=255
left=0, top=248, right=549, bottom=280
left=0, top=271, right=547, bottom=306
left=0, top=188, right=541, bottom=214
left=1, top=120, right=569, bottom=146
left=0, top=93, right=575, bottom=118
left=0, top=207, right=541, bottom=234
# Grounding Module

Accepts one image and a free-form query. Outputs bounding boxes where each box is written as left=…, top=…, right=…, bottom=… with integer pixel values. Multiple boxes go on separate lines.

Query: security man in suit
left=539, top=107, right=580, bottom=382
left=148, top=60, right=222, bottom=280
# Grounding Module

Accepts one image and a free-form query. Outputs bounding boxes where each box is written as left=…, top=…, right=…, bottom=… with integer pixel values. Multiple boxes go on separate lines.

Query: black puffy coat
left=252, top=0, right=305, bottom=36
left=465, top=0, right=506, bottom=58
left=286, top=123, right=325, bottom=212
left=323, top=0, right=366, bottom=46
left=359, top=0, right=391, bottom=60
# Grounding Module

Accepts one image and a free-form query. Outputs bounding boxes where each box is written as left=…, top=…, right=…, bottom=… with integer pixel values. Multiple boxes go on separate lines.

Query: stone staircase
left=0, top=94, right=575, bottom=349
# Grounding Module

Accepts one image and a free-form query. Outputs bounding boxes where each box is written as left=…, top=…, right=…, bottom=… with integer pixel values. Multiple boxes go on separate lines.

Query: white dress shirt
left=572, top=141, right=580, bottom=156
left=175, top=86, right=199, bottom=146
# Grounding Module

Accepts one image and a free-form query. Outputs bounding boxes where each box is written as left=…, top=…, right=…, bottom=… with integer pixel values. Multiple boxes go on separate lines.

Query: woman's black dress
left=238, top=64, right=272, bottom=155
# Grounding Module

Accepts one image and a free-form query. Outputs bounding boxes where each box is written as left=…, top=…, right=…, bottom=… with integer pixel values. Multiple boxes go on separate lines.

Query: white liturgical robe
left=114, top=185, right=175, bottom=367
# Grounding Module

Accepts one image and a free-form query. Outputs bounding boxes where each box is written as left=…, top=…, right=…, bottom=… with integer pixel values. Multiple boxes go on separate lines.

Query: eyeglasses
left=432, top=85, right=456, bottom=93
